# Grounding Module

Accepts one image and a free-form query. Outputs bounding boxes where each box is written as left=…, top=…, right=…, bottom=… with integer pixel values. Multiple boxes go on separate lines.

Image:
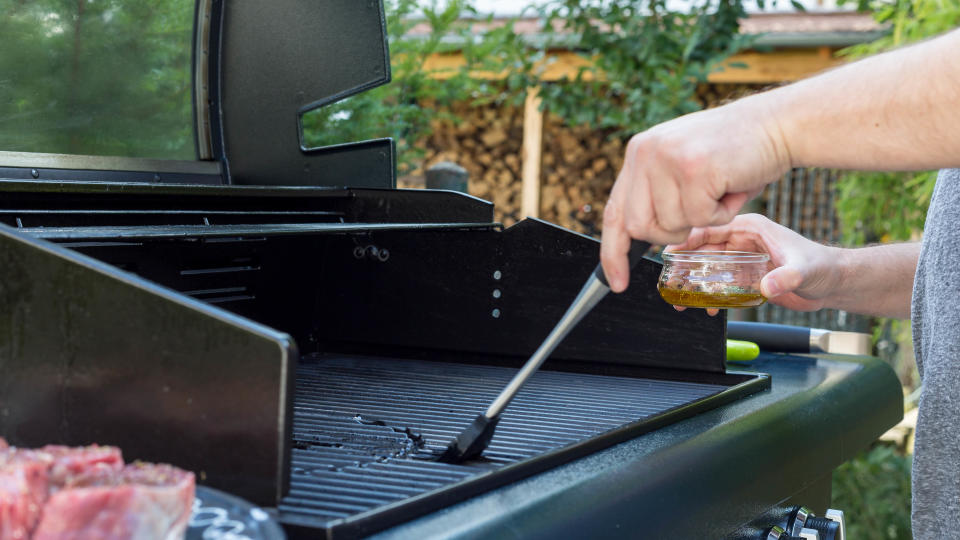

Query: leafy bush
left=534, top=0, right=756, bottom=135
left=301, top=0, right=758, bottom=173
left=834, top=0, right=960, bottom=244
left=832, top=445, right=912, bottom=540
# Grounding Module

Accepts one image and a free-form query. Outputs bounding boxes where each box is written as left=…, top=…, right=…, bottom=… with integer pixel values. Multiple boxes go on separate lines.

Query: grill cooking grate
left=277, top=354, right=733, bottom=536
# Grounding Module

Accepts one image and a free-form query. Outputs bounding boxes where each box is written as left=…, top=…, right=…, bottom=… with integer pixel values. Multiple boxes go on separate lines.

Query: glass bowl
left=658, top=251, right=770, bottom=309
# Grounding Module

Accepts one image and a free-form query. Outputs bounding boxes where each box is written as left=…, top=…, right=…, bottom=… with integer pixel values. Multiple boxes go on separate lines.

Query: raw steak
left=0, top=441, right=194, bottom=540
left=0, top=449, right=50, bottom=540
left=32, top=463, right=194, bottom=540
left=41, top=445, right=123, bottom=490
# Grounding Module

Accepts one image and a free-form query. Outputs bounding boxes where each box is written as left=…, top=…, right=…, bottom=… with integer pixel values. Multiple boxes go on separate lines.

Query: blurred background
left=3, top=0, right=959, bottom=537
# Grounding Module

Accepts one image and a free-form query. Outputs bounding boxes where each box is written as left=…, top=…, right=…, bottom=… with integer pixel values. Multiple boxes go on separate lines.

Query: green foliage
left=839, top=0, right=960, bottom=55
left=302, top=0, right=758, bottom=171
left=531, top=0, right=757, bottom=135
left=834, top=0, right=960, bottom=244
left=0, top=0, right=195, bottom=159
left=0, top=0, right=759, bottom=169
left=832, top=444, right=913, bottom=540
left=835, top=170, right=935, bottom=244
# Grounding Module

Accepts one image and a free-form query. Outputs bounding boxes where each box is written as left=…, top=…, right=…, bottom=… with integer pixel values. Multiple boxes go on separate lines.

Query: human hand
left=666, top=213, right=844, bottom=316
left=599, top=97, right=792, bottom=292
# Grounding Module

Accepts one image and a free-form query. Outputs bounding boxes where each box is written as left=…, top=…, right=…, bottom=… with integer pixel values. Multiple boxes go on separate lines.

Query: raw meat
left=32, top=463, right=194, bottom=540
left=0, top=450, right=50, bottom=540
left=0, top=441, right=194, bottom=540
left=41, top=445, right=123, bottom=490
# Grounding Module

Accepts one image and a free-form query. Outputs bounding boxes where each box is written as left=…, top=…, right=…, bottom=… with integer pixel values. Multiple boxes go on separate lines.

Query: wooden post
left=521, top=86, right=544, bottom=219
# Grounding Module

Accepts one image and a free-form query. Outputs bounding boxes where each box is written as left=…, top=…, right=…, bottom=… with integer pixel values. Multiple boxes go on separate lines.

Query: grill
left=0, top=1, right=902, bottom=539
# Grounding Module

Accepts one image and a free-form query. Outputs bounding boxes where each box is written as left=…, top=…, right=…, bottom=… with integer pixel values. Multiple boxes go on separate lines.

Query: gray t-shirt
left=911, top=168, right=960, bottom=539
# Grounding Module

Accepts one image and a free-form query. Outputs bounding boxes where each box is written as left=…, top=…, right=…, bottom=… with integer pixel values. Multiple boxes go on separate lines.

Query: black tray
left=189, top=486, right=285, bottom=540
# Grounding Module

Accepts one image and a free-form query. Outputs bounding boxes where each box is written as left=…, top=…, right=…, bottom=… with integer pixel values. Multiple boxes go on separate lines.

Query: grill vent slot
left=178, top=256, right=261, bottom=305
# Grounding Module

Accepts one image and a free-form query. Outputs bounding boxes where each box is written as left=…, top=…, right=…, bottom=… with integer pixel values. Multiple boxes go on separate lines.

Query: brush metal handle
left=484, top=273, right=610, bottom=418
left=484, top=238, right=651, bottom=419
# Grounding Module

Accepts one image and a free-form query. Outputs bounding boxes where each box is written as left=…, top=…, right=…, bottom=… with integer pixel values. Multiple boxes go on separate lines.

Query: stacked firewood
left=401, top=102, right=525, bottom=227
left=401, top=102, right=623, bottom=234
left=538, top=117, right=623, bottom=236
left=399, top=83, right=765, bottom=235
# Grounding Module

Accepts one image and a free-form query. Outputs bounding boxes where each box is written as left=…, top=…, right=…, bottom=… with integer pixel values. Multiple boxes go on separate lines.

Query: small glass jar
left=658, top=251, right=770, bottom=309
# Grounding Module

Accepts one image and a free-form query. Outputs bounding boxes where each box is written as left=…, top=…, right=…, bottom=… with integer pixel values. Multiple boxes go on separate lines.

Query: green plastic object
left=726, top=339, right=760, bottom=363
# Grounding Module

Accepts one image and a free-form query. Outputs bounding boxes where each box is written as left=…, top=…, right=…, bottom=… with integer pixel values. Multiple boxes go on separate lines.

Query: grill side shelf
left=0, top=223, right=295, bottom=506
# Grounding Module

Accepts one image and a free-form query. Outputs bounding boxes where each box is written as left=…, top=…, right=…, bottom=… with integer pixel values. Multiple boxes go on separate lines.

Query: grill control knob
left=765, top=525, right=787, bottom=539
left=788, top=507, right=813, bottom=536
left=825, top=509, right=846, bottom=540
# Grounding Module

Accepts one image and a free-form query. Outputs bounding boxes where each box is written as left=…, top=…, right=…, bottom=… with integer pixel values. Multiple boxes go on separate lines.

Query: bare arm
left=828, top=242, right=920, bottom=319
left=601, top=29, right=960, bottom=293
left=670, top=214, right=920, bottom=319
left=772, top=29, right=960, bottom=171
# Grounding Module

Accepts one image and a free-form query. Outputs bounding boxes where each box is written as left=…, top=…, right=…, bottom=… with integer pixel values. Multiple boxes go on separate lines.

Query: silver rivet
left=492, top=289, right=501, bottom=299
left=493, top=270, right=502, bottom=280
left=492, top=309, right=501, bottom=318
left=30, top=169, right=39, bottom=178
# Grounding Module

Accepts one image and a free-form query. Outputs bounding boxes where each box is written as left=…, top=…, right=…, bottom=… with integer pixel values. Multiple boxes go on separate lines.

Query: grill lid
left=210, top=0, right=395, bottom=188
left=0, top=0, right=395, bottom=189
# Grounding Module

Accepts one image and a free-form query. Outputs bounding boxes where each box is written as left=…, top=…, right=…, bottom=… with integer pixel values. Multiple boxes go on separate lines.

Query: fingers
left=600, top=200, right=632, bottom=293
left=667, top=224, right=737, bottom=252
left=672, top=305, right=718, bottom=316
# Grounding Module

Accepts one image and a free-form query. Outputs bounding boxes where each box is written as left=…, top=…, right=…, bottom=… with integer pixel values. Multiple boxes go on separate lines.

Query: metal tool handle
left=484, top=238, right=651, bottom=419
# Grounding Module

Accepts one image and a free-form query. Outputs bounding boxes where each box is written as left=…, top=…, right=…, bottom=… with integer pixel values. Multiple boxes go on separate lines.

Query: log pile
left=537, top=117, right=622, bottom=236
left=400, top=102, right=525, bottom=227
left=398, top=83, right=766, bottom=236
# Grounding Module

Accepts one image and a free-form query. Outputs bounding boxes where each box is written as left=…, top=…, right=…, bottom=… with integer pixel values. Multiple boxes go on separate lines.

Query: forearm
left=754, top=29, right=960, bottom=171
left=825, top=242, right=920, bottom=318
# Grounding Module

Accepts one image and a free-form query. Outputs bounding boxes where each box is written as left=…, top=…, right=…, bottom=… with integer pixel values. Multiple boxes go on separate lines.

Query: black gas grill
left=0, top=1, right=901, bottom=538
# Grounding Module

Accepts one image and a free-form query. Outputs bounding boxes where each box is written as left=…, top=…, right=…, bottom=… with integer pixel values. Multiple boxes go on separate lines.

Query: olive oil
left=658, top=286, right=766, bottom=308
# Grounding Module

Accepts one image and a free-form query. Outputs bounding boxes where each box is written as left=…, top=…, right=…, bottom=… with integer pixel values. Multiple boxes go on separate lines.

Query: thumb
left=761, top=266, right=805, bottom=298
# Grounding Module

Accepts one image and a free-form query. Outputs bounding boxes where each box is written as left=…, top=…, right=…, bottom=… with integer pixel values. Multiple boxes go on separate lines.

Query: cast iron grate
left=276, top=354, right=745, bottom=537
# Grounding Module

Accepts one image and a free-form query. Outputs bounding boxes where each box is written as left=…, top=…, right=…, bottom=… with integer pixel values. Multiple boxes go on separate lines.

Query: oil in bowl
left=658, top=251, right=770, bottom=309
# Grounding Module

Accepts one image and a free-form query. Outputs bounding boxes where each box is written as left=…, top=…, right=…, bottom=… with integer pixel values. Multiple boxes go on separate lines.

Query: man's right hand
left=667, top=214, right=845, bottom=312
left=599, top=98, right=793, bottom=293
